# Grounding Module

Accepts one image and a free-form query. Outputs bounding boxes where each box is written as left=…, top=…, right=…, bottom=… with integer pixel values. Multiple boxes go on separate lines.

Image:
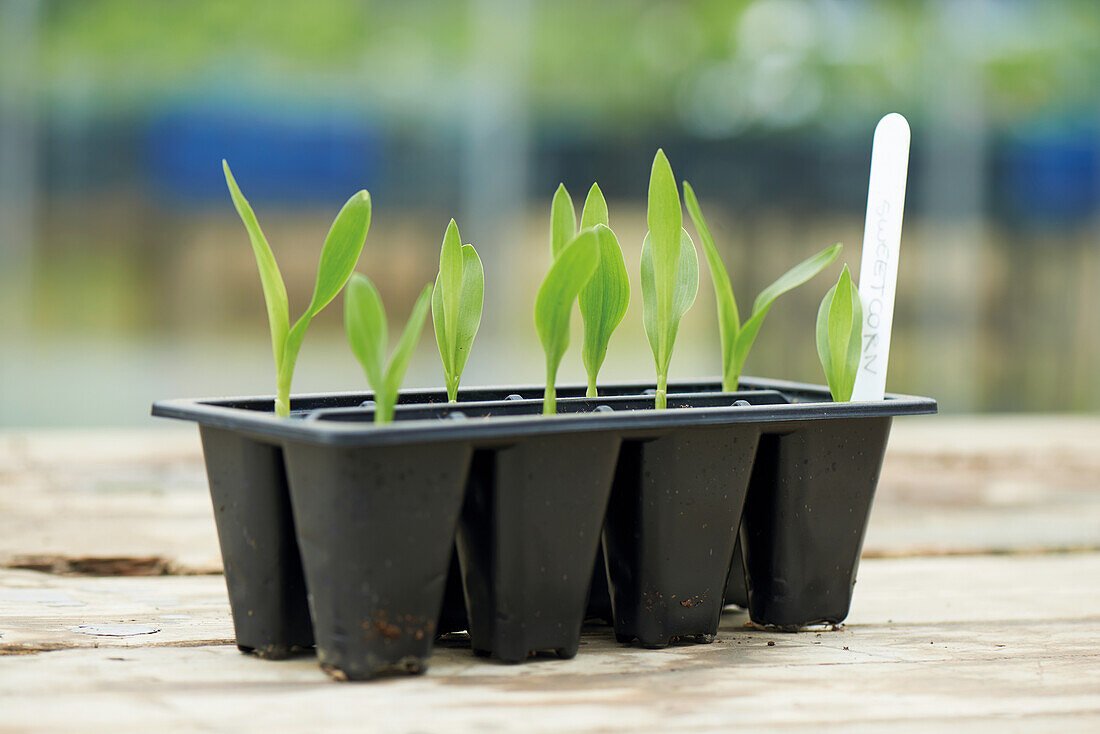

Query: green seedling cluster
left=684, top=182, right=841, bottom=392
left=227, top=147, right=854, bottom=422
left=816, top=264, right=863, bottom=402
left=223, top=160, right=370, bottom=417
left=344, top=274, right=433, bottom=423
left=641, top=150, right=699, bottom=409
left=432, top=219, right=484, bottom=402
left=545, top=183, right=630, bottom=400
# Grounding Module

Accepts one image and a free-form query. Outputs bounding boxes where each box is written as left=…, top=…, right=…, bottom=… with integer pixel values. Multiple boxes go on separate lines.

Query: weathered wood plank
left=3, top=418, right=1098, bottom=574
left=1, top=553, right=1098, bottom=732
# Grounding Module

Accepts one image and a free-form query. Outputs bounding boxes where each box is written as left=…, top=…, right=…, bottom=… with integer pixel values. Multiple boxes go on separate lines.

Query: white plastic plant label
left=851, top=113, right=910, bottom=402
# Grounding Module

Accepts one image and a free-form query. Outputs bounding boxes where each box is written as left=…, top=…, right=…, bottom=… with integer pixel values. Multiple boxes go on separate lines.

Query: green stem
left=544, top=358, right=559, bottom=415
left=374, top=395, right=395, bottom=424
left=275, top=374, right=292, bottom=418
left=446, top=376, right=458, bottom=403
left=586, top=374, right=598, bottom=398
left=656, top=373, right=667, bottom=410
left=723, top=369, right=739, bottom=394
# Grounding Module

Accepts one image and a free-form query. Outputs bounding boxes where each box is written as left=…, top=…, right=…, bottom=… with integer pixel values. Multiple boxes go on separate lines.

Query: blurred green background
left=1, top=0, right=1098, bottom=426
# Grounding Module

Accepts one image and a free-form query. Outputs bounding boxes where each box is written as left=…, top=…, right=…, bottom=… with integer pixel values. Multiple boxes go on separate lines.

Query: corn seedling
left=344, top=273, right=433, bottom=423
left=641, top=150, right=698, bottom=409
left=548, top=184, right=630, bottom=397
left=223, top=160, right=370, bottom=417
left=816, top=264, right=863, bottom=402
left=431, top=219, right=484, bottom=402
left=683, top=182, right=841, bottom=392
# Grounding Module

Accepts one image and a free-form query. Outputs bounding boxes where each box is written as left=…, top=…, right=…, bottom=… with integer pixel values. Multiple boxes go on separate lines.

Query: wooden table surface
left=1, top=417, right=1098, bottom=732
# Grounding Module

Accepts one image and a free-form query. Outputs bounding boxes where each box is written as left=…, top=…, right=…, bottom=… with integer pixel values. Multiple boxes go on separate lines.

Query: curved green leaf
left=222, top=160, right=290, bottom=369
left=647, top=149, right=682, bottom=361
left=437, top=219, right=463, bottom=367
left=731, top=242, right=843, bottom=387
left=816, top=264, right=863, bottom=402
left=751, top=242, right=842, bottom=316
left=453, top=245, right=484, bottom=378
left=550, top=184, right=577, bottom=258
left=579, top=224, right=630, bottom=395
left=344, top=273, right=387, bottom=393
left=431, top=272, right=448, bottom=375
left=536, top=229, right=600, bottom=413
left=305, top=190, right=371, bottom=317
left=683, top=180, right=739, bottom=389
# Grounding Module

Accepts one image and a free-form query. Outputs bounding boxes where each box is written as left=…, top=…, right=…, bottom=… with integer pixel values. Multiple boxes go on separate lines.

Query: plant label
left=851, top=113, right=910, bottom=402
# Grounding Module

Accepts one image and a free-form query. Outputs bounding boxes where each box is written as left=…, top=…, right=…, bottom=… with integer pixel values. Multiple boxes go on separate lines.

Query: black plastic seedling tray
left=153, top=377, right=935, bottom=679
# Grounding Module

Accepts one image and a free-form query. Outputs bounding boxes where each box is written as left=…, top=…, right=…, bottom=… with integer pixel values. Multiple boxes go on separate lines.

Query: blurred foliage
left=31, top=0, right=1100, bottom=129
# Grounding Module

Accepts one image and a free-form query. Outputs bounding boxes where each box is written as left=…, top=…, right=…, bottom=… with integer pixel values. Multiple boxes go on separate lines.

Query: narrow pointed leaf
left=683, top=181, right=739, bottom=387
left=383, top=284, right=434, bottom=399
left=451, top=244, right=484, bottom=380
left=222, top=160, right=290, bottom=367
left=536, top=229, right=600, bottom=380
left=305, top=190, right=371, bottom=317
left=580, top=183, right=609, bottom=230
left=731, top=242, right=844, bottom=386
left=827, top=265, right=855, bottom=383
left=550, top=184, right=577, bottom=258
left=641, top=228, right=698, bottom=376
left=815, top=264, right=863, bottom=401
left=751, top=242, right=842, bottom=316
left=579, top=223, right=630, bottom=390
left=815, top=284, right=835, bottom=392
left=647, top=149, right=682, bottom=359
left=431, top=273, right=450, bottom=375
left=438, top=219, right=463, bottom=362
left=344, top=272, right=387, bottom=392
left=433, top=235, right=484, bottom=401
left=640, top=233, right=660, bottom=367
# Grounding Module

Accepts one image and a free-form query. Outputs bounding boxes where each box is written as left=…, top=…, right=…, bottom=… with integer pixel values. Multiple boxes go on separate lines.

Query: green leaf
left=222, top=160, right=290, bottom=369
left=731, top=242, right=843, bottom=387
left=816, top=264, right=863, bottom=402
left=550, top=184, right=577, bottom=258
left=641, top=228, right=699, bottom=381
left=683, top=180, right=739, bottom=390
left=452, top=245, right=484, bottom=381
left=305, top=190, right=371, bottom=317
left=535, top=229, right=600, bottom=413
left=344, top=273, right=387, bottom=393
left=580, top=183, right=609, bottom=230
left=432, top=238, right=484, bottom=401
left=751, top=242, right=842, bottom=316
left=345, top=276, right=432, bottom=424
left=647, top=149, right=683, bottom=361
left=437, top=219, right=463, bottom=370
left=579, top=224, right=630, bottom=395
left=383, top=284, right=434, bottom=408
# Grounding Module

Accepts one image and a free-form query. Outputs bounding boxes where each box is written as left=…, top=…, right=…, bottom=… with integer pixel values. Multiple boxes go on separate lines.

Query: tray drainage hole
left=505, top=394, right=524, bottom=401
left=733, top=400, right=751, bottom=407
left=447, top=411, right=468, bottom=420
left=594, top=405, right=614, bottom=414
left=359, top=400, right=376, bottom=408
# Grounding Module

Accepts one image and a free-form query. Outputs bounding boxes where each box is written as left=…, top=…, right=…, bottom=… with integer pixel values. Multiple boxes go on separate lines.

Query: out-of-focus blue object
left=1001, top=124, right=1099, bottom=225
left=144, top=106, right=381, bottom=206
